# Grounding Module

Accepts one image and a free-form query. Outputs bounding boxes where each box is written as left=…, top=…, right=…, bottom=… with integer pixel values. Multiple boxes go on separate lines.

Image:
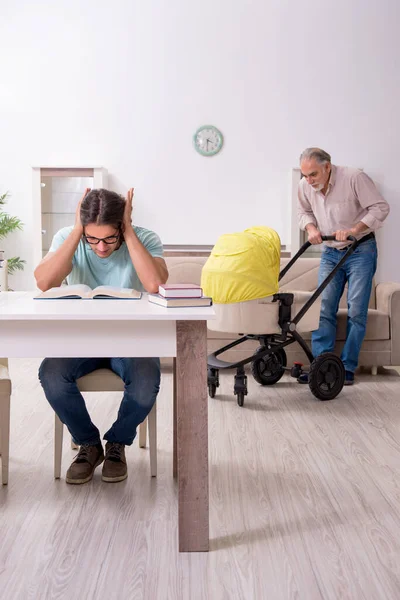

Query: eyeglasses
left=84, top=233, right=120, bottom=245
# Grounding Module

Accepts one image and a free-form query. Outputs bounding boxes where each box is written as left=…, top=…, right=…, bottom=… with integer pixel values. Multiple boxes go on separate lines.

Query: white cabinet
left=32, top=167, right=107, bottom=267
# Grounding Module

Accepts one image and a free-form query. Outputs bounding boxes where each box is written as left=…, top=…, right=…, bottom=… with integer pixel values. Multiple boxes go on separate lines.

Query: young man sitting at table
left=34, top=187, right=168, bottom=484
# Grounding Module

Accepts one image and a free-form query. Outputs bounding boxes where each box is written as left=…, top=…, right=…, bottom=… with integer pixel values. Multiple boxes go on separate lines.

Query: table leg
left=0, top=358, right=11, bottom=485
left=173, top=357, right=177, bottom=479
left=176, top=320, right=209, bottom=552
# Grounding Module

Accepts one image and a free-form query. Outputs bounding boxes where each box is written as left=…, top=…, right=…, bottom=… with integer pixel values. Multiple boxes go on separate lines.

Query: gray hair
left=299, top=147, right=331, bottom=165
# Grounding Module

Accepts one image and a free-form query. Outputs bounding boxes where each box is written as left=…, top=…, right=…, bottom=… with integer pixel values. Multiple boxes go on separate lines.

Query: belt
left=338, top=232, right=375, bottom=251
left=357, top=231, right=375, bottom=244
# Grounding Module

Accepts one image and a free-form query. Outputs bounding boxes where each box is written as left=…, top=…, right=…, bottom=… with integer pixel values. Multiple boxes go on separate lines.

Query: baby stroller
left=204, top=231, right=358, bottom=407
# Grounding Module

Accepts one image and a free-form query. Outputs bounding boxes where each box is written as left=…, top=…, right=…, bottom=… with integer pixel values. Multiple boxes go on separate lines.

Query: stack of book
left=148, top=283, right=212, bottom=307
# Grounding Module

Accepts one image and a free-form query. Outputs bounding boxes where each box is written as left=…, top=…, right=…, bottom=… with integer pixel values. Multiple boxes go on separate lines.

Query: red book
left=158, top=283, right=203, bottom=298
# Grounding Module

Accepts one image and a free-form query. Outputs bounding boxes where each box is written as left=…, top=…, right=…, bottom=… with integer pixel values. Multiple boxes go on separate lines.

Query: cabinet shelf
left=34, top=167, right=107, bottom=264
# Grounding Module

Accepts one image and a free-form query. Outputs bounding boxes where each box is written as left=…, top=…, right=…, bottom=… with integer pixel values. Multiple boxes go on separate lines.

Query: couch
left=164, top=255, right=400, bottom=369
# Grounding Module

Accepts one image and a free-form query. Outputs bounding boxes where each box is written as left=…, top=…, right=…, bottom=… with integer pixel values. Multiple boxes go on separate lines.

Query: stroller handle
left=320, top=235, right=357, bottom=243
left=279, top=234, right=358, bottom=282
left=280, top=233, right=360, bottom=326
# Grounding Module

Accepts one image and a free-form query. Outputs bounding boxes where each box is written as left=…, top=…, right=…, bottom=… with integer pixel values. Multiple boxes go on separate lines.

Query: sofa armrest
left=376, top=282, right=400, bottom=314
left=376, top=282, right=400, bottom=365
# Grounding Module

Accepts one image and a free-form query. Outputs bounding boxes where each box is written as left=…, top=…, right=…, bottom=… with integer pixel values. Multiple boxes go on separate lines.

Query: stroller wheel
left=308, top=353, right=345, bottom=400
left=237, top=392, right=245, bottom=407
left=207, top=368, right=219, bottom=398
left=251, top=346, right=287, bottom=385
left=234, top=368, right=247, bottom=406
left=208, top=383, right=217, bottom=398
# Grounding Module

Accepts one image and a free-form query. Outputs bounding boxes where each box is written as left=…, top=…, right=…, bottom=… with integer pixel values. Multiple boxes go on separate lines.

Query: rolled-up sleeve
left=354, top=172, right=390, bottom=230
left=297, top=181, right=317, bottom=231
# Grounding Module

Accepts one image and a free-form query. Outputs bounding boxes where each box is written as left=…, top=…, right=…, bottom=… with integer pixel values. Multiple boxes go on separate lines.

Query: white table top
left=0, top=292, right=215, bottom=321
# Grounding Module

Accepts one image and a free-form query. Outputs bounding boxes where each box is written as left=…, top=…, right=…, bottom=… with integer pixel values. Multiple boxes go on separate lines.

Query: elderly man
left=297, top=147, right=390, bottom=385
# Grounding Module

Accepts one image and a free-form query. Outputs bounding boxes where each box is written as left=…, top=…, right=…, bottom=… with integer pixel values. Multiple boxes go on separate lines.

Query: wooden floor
left=1, top=360, right=400, bottom=599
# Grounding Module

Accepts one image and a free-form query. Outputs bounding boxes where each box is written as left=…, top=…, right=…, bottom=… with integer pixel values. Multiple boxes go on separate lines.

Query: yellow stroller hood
left=201, top=226, right=281, bottom=304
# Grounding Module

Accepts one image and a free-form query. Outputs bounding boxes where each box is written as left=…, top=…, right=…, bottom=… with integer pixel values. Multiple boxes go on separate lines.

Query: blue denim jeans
left=311, top=239, right=377, bottom=373
left=38, top=357, right=161, bottom=446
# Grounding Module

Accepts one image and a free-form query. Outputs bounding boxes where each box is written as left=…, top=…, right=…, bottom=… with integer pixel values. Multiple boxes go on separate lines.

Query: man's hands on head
left=74, top=187, right=91, bottom=235
left=123, top=188, right=134, bottom=235
left=121, top=187, right=168, bottom=293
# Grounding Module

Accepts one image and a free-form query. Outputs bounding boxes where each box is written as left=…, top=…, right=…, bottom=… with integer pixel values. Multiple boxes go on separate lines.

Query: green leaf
left=0, top=188, right=25, bottom=270
left=7, top=257, right=26, bottom=274
left=0, top=191, right=9, bottom=206
left=0, top=214, right=23, bottom=239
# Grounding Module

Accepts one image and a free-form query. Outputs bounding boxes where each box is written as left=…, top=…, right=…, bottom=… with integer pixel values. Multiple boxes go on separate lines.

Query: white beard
left=312, top=183, right=324, bottom=192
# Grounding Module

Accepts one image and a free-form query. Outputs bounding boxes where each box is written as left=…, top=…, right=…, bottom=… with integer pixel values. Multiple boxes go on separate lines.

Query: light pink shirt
left=298, top=165, right=390, bottom=247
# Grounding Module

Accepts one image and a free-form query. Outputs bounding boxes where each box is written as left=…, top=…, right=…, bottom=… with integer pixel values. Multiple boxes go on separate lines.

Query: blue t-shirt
left=49, top=225, right=164, bottom=292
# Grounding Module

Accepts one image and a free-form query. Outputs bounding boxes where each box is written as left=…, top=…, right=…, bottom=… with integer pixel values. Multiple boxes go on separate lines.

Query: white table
left=0, top=292, right=215, bottom=552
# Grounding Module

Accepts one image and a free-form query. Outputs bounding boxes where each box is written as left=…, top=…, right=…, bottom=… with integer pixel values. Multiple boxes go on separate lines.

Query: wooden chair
left=52, top=368, right=157, bottom=478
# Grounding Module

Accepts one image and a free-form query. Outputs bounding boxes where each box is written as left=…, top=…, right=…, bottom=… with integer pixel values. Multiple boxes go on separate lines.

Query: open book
left=35, top=284, right=142, bottom=300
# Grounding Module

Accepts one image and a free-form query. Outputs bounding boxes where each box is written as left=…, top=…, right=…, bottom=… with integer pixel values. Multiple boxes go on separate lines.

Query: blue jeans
left=311, top=239, right=377, bottom=373
left=38, top=357, right=161, bottom=446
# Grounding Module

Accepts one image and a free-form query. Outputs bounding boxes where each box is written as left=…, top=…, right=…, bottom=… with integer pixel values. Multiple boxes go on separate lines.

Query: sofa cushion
left=165, top=256, right=376, bottom=309
left=165, top=257, right=207, bottom=285
left=279, top=258, right=376, bottom=309
left=297, top=309, right=389, bottom=341
left=279, top=258, right=320, bottom=292
left=337, top=309, right=389, bottom=341
left=208, top=309, right=390, bottom=343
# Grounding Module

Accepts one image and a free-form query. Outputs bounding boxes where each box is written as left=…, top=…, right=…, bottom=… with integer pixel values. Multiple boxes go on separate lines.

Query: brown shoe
left=102, top=442, right=127, bottom=483
left=66, top=443, right=104, bottom=484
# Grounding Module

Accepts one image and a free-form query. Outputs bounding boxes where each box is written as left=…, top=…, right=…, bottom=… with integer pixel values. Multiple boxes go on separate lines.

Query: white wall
left=0, top=0, right=399, bottom=289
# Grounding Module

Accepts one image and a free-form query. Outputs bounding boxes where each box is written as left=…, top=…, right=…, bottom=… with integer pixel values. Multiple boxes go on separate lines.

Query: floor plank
left=1, top=360, right=400, bottom=599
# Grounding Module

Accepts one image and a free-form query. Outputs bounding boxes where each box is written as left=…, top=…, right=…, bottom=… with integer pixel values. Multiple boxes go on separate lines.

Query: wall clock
left=193, top=125, right=223, bottom=157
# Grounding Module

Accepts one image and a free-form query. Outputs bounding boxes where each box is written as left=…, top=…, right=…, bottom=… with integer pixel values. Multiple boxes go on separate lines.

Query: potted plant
left=0, top=190, right=25, bottom=275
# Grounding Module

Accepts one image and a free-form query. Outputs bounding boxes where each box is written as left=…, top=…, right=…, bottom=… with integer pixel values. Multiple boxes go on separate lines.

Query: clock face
left=193, top=125, right=223, bottom=157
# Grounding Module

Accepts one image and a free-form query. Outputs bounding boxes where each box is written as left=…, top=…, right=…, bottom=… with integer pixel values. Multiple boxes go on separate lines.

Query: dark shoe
left=66, top=443, right=104, bottom=484
left=344, top=371, right=354, bottom=386
left=102, top=442, right=127, bottom=483
left=297, top=373, right=309, bottom=384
